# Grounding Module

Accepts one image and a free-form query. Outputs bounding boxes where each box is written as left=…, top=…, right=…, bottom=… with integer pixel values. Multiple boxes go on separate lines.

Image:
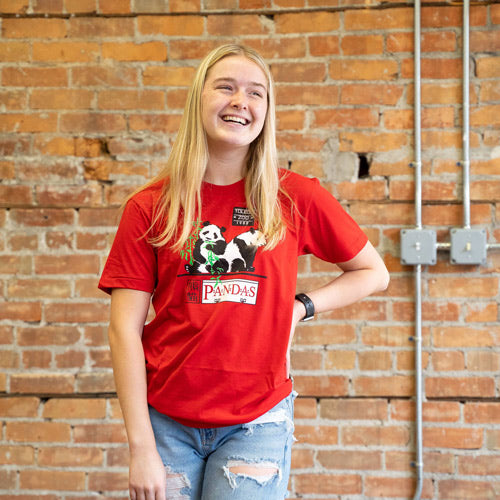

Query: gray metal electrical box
left=400, top=229, right=437, bottom=266
left=450, top=228, right=487, bottom=265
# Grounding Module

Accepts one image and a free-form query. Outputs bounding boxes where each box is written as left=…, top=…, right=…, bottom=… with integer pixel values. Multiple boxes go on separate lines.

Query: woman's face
left=201, top=55, right=269, bottom=154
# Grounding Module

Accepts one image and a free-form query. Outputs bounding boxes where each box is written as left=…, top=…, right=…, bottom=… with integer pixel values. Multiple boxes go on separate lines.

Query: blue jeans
left=148, top=391, right=296, bottom=500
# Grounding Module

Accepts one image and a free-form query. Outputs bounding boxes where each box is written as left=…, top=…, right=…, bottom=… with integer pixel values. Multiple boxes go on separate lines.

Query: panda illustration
left=185, top=221, right=227, bottom=274
left=219, top=228, right=266, bottom=273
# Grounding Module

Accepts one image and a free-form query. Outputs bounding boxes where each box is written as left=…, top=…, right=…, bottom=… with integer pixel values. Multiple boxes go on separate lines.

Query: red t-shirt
left=99, top=170, right=368, bottom=428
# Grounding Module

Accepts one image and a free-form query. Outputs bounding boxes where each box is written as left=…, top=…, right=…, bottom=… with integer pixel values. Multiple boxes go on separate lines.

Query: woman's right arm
left=108, top=288, right=166, bottom=500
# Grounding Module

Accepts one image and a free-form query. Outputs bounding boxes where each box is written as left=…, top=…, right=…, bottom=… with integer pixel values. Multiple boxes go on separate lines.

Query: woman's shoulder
left=128, top=179, right=166, bottom=209
left=279, top=168, right=319, bottom=195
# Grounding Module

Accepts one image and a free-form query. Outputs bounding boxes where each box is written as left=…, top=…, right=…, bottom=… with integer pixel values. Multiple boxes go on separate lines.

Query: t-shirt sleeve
left=98, top=198, right=158, bottom=295
left=298, top=178, right=368, bottom=263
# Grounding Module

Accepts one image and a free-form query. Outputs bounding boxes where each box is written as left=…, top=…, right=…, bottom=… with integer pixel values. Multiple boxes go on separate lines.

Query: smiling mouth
left=221, top=115, right=249, bottom=126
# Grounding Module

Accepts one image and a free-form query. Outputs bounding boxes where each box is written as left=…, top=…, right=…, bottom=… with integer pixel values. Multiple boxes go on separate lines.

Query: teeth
left=222, top=115, right=247, bottom=125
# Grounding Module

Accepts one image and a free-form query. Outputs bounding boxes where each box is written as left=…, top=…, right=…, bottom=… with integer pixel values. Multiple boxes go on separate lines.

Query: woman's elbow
left=376, top=265, right=390, bottom=292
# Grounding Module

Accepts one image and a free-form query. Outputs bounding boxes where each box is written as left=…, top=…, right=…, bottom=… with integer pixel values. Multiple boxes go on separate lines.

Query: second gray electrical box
left=450, top=228, right=487, bottom=265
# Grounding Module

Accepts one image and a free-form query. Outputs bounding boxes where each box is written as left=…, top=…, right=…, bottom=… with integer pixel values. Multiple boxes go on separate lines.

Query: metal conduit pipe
left=461, top=0, right=471, bottom=229
left=412, top=1, right=424, bottom=499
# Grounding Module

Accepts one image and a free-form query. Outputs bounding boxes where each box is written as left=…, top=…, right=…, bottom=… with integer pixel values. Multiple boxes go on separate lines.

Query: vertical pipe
left=414, top=0, right=422, bottom=231
left=462, top=0, right=471, bottom=229
left=412, top=1, right=424, bottom=499
left=413, top=265, right=424, bottom=500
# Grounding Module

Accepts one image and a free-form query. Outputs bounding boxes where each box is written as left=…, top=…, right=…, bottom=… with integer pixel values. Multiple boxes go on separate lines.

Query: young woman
left=99, top=44, right=389, bottom=500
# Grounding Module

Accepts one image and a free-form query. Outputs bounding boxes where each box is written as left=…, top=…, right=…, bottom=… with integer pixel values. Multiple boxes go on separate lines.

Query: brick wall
left=1, top=0, right=500, bottom=498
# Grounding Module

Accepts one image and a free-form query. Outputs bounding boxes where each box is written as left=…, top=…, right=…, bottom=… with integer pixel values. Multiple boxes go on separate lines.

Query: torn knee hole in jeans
left=223, top=459, right=281, bottom=489
left=165, top=465, right=190, bottom=499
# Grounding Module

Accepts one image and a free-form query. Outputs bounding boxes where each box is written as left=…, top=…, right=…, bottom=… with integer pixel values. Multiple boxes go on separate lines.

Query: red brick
left=76, top=372, right=115, bottom=393
left=33, top=42, right=99, bottom=62
left=0, top=445, right=35, bottom=465
left=68, top=17, right=133, bottom=37
left=438, top=480, right=500, bottom=499
left=276, top=84, right=339, bottom=106
left=38, top=447, right=103, bottom=467
left=6, top=421, right=71, bottom=442
left=0, top=185, right=33, bottom=207
left=143, top=66, right=196, bottom=87
left=34, top=254, right=99, bottom=274
left=341, top=35, right=384, bottom=55
left=314, top=108, right=379, bottom=128
left=342, top=83, right=404, bottom=106
left=0, top=0, right=30, bottom=13
left=74, top=424, right=127, bottom=443
left=318, top=450, right=382, bottom=470
left=2, top=18, right=67, bottom=38
left=432, top=351, right=465, bottom=371
left=0, top=302, right=42, bottom=322
left=88, top=471, right=128, bottom=491
left=10, top=374, right=75, bottom=394
left=0, top=113, right=58, bottom=133
left=342, top=425, right=409, bottom=446
left=8, top=279, right=71, bottom=299
left=330, top=59, right=399, bottom=81
left=339, top=132, right=407, bottom=152
left=294, top=323, right=355, bottom=345
left=324, top=350, right=356, bottom=370
left=20, top=470, right=85, bottom=491
left=102, top=42, right=167, bottom=62
left=294, top=473, right=362, bottom=495
left=45, top=302, right=108, bottom=323
left=358, top=351, right=392, bottom=371
left=138, top=15, right=203, bottom=35
left=476, top=56, right=500, bottom=78
left=207, top=15, right=267, bottom=35
left=392, top=400, right=461, bottom=423
left=429, top=277, right=498, bottom=298
left=365, top=477, right=426, bottom=498
left=0, top=397, right=39, bottom=417
left=61, top=113, right=127, bottom=133
left=464, top=402, right=500, bottom=423
left=354, top=375, right=413, bottom=397
left=434, top=325, right=500, bottom=348
left=272, top=62, right=326, bottom=83
left=65, top=0, right=98, bottom=12
left=30, top=89, right=93, bottom=110
left=276, top=12, right=339, bottom=33
left=321, top=398, right=387, bottom=421
left=98, top=90, right=165, bottom=110
left=294, top=397, right=316, bottom=419
left=72, top=66, right=138, bottom=87
left=0, top=89, right=27, bottom=110
left=426, top=377, right=495, bottom=398
left=345, top=8, right=412, bottom=30
left=294, top=375, right=348, bottom=397
left=468, top=351, right=500, bottom=371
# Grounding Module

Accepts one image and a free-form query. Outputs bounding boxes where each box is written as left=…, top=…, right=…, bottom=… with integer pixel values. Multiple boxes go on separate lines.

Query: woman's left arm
left=292, top=240, right=390, bottom=325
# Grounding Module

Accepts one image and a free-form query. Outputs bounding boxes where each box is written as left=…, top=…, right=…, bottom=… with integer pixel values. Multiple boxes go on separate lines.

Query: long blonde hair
left=137, top=44, right=287, bottom=251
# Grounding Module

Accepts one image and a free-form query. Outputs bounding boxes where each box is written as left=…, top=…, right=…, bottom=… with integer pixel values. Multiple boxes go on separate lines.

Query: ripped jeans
left=148, top=391, right=296, bottom=499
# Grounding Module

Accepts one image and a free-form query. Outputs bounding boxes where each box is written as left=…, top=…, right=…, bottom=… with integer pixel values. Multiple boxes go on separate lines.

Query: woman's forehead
left=206, top=55, right=268, bottom=87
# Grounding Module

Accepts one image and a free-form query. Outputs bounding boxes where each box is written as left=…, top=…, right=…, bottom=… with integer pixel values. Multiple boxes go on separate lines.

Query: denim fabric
left=148, top=391, right=296, bottom=500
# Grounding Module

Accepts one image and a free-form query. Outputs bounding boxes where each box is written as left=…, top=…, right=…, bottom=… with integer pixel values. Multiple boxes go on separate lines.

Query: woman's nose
left=231, top=90, right=247, bottom=109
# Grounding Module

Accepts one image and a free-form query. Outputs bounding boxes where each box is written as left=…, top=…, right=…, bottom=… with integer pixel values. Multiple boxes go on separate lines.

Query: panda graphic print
left=182, top=220, right=266, bottom=305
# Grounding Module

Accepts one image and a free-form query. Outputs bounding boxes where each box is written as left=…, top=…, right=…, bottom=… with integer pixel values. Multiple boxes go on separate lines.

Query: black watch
left=295, top=293, right=315, bottom=322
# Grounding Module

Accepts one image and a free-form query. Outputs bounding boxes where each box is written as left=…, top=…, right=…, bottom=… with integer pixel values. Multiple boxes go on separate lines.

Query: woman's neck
left=204, top=144, right=249, bottom=185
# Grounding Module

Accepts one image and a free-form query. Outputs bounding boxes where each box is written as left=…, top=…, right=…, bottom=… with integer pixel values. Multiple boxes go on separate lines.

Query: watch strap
left=295, top=293, right=315, bottom=322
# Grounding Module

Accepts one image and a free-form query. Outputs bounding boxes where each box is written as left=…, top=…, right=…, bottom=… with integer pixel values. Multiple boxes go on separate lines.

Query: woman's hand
left=129, top=447, right=166, bottom=500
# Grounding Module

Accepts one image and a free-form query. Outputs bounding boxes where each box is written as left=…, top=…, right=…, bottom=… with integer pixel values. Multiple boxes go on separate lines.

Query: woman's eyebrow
left=213, top=77, right=267, bottom=91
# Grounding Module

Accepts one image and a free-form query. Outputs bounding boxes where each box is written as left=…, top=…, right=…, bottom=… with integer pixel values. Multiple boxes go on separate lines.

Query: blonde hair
left=136, top=44, right=287, bottom=251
